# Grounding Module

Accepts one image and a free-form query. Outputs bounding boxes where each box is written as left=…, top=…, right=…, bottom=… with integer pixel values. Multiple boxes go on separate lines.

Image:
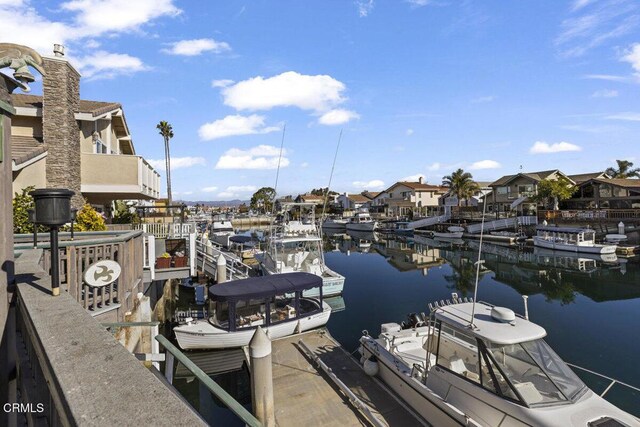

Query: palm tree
left=605, top=160, right=640, bottom=178
left=156, top=121, right=174, bottom=205
left=442, top=168, right=480, bottom=206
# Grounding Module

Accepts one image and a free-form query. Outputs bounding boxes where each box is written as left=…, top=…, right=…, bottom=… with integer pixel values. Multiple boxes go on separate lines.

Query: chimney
left=418, top=176, right=424, bottom=184
left=43, top=44, right=83, bottom=209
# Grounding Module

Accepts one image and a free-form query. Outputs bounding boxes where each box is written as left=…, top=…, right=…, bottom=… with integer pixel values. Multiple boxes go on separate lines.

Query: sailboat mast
left=469, top=192, right=489, bottom=328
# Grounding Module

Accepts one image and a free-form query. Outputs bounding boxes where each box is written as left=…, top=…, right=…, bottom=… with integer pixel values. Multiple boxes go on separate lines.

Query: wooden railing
left=539, top=209, right=640, bottom=222
left=134, top=222, right=195, bottom=238
left=14, top=230, right=144, bottom=319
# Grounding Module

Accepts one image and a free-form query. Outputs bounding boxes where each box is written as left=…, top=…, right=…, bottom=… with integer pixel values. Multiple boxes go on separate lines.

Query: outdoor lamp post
left=29, top=188, right=75, bottom=296
left=70, top=208, right=78, bottom=240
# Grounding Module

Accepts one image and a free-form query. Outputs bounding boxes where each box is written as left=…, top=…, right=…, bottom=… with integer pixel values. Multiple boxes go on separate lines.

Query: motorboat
left=258, top=202, right=345, bottom=297
left=534, top=226, right=616, bottom=254
left=210, top=214, right=235, bottom=247
left=359, top=296, right=639, bottom=426
left=322, top=216, right=348, bottom=229
left=346, top=211, right=377, bottom=232
left=174, top=273, right=331, bottom=350
left=432, top=226, right=465, bottom=240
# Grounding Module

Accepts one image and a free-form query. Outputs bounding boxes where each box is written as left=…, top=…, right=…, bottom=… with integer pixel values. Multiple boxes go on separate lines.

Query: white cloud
left=0, top=0, right=181, bottom=79
left=571, top=0, right=595, bottom=12
left=217, top=191, right=236, bottom=199
left=529, top=141, right=582, bottom=154
left=300, top=162, right=309, bottom=168
left=72, top=50, right=149, bottom=79
left=353, top=180, right=385, bottom=189
left=471, top=95, right=495, bottom=104
left=406, top=0, right=435, bottom=7
left=405, top=129, right=414, bottom=136
left=591, top=89, right=618, bottom=98
left=211, top=79, right=234, bottom=88
left=215, top=145, right=290, bottom=170
left=318, top=109, right=360, bottom=125
left=356, top=0, right=374, bottom=17
left=605, top=112, right=640, bottom=121
left=227, top=185, right=257, bottom=192
left=584, top=74, right=635, bottom=82
left=147, top=156, right=206, bottom=171
left=202, top=186, right=218, bottom=192
left=401, top=173, right=425, bottom=182
left=217, top=185, right=257, bottom=200
left=621, top=42, right=640, bottom=74
left=427, top=162, right=441, bottom=171
left=198, top=114, right=280, bottom=140
left=469, top=159, right=501, bottom=170
left=220, top=71, right=347, bottom=112
left=183, top=191, right=193, bottom=195
left=162, top=38, right=231, bottom=56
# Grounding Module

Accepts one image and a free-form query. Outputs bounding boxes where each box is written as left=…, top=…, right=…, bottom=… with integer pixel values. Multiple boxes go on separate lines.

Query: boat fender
left=363, top=356, right=379, bottom=376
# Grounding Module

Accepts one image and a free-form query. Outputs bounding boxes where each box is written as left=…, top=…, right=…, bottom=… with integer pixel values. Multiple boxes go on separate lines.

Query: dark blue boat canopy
left=209, top=273, right=322, bottom=302
left=229, top=235, right=253, bottom=244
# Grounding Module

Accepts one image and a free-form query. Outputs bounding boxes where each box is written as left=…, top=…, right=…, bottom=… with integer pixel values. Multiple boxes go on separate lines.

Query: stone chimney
left=42, top=44, right=84, bottom=209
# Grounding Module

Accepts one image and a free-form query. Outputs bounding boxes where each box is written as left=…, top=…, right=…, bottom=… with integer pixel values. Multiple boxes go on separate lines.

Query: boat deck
left=271, top=328, right=423, bottom=426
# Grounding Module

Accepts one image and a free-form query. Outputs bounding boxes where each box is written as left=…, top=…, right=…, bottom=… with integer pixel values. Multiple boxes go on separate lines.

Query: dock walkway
left=271, top=328, right=423, bottom=427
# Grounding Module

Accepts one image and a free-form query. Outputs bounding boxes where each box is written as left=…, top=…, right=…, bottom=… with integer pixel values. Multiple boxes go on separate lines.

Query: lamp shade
left=29, top=188, right=75, bottom=226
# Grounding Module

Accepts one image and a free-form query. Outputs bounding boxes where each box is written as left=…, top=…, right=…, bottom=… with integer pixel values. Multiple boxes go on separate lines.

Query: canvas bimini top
left=435, top=302, right=547, bottom=345
left=208, top=272, right=323, bottom=302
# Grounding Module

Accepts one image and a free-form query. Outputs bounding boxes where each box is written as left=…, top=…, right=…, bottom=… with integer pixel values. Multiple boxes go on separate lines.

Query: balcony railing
left=81, top=153, right=161, bottom=199
left=539, top=209, right=640, bottom=222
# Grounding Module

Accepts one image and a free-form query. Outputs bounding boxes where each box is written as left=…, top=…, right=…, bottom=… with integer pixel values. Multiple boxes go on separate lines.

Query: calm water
left=173, top=229, right=640, bottom=421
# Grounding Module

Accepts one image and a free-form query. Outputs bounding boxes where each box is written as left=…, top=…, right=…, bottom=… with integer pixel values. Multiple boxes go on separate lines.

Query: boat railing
left=155, top=335, right=262, bottom=427
left=565, top=362, right=640, bottom=399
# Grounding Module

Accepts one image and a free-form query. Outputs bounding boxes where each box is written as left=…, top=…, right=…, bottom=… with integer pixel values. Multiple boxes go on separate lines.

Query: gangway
left=407, top=213, right=451, bottom=230
left=195, top=239, right=252, bottom=281
left=466, top=216, right=537, bottom=234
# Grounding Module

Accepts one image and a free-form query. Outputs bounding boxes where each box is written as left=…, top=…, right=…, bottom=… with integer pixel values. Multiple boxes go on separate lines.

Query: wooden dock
left=270, top=328, right=423, bottom=427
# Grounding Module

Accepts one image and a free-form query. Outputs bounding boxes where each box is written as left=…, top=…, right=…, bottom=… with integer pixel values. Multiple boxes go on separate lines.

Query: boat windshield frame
left=433, top=320, right=587, bottom=408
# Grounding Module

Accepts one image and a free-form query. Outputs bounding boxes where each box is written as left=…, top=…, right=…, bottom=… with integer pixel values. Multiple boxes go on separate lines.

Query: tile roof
left=592, top=178, right=640, bottom=188
left=568, top=172, right=608, bottom=184
left=11, top=94, right=121, bottom=117
left=387, top=181, right=448, bottom=192
left=361, top=191, right=380, bottom=199
left=489, top=170, right=559, bottom=187
left=347, top=194, right=371, bottom=203
left=11, top=135, right=46, bottom=166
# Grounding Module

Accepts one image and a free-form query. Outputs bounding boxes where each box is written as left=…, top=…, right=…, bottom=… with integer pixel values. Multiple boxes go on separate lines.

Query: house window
left=497, top=186, right=509, bottom=195
left=517, top=184, right=534, bottom=196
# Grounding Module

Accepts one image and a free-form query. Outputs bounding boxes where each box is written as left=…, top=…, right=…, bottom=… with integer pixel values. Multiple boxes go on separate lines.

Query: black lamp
left=29, top=188, right=75, bottom=296
left=70, top=208, right=78, bottom=240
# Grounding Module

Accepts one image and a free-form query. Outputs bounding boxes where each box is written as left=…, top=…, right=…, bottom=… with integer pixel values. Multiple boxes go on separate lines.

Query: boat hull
left=346, top=222, right=377, bottom=231
left=175, top=305, right=331, bottom=350
left=533, top=236, right=617, bottom=254
left=432, top=231, right=464, bottom=239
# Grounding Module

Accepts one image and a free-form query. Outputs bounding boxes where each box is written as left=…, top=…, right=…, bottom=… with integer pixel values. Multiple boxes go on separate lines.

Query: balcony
left=81, top=153, right=161, bottom=202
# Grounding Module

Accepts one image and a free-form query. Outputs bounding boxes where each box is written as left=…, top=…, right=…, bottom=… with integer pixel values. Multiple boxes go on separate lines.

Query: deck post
left=249, top=327, right=275, bottom=427
left=216, top=254, right=227, bottom=283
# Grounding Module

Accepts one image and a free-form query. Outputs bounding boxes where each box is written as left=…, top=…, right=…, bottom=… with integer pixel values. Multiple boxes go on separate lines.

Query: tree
left=74, top=203, right=107, bottom=231
left=12, top=186, right=46, bottom=234
left=532, top=177, right=576, bottom=210
left=250, top=187, right=276, bottom=213
left=442, top=168, right=480, bottom=206
left=112, top=201, right=139, bottom=225
left=156, top=121, right=174, bottom=206
left=605, top=160, right=640, bottom=179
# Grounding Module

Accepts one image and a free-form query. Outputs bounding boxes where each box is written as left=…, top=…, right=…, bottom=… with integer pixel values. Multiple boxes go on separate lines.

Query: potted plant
left=173, top=250, right=187, bottom=268
left=156, top=252, right=171, bottom=269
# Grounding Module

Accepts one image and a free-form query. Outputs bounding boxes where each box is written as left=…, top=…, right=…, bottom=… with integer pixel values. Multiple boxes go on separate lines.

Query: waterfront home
left=568, top=171, right=609, bottom=185
left=439, top=181, right=492, bottom=208
left=9, top=46, right=160, bottom=211
left=294, top=193, right=324, bottom=206
left=488, top=169, right=574, bottom=216
left=380, top=178, right=447, bottom=218
left=563, top=178, right=640, bottom=210
left=337, top=192, right=372, bottom=211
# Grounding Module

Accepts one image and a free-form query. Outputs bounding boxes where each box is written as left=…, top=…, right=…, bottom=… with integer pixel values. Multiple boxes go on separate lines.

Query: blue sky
left=2, top=0, right=639, bottom=200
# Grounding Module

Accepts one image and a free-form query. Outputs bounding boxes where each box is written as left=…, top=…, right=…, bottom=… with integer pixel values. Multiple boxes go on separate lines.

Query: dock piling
left=216, top=254, right=227, bottom=283
left=249, top=327, right=275, bottom=427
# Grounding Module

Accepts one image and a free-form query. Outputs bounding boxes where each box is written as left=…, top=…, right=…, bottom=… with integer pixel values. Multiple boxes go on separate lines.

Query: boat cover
left=536, top=226, right=595, bottom=234
left=209, top=272, right=322, bottom=301
left=229, top=235, right=254, bottom=244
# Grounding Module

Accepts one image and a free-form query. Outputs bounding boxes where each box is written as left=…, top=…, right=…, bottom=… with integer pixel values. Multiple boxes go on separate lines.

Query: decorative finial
left=0, top=42, right=46, bottom=92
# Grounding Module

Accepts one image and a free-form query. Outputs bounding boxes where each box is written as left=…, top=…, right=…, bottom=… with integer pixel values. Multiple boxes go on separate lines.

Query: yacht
left=346, top=211, right=377, bottom=231
left=210, top=214, right=235, bottom=247
left=359, top=297, right=639, bottom=426
left=258, top=202, right=345, bottom=297
left=432, top=226, right=465, bottom=240
left=534, top=226, right=616, bottom=254
left=322, top=216, right=348, bottom=229
left=174, top=273, right=331, bottom=350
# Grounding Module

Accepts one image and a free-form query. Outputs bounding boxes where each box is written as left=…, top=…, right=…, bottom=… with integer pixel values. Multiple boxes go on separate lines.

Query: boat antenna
left=320, top=129, right=343, bottom=223
left=469, top=190, right=488, bottom=329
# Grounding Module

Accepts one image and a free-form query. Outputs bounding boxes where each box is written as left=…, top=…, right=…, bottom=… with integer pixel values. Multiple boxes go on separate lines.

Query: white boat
left=534, top=226, right=617, bottom=254
left=346, top=211, right=377, bottom=231
left=259, top=202, right=345, bottom=297
left=359, top=297, right=639, bottom=426
left=322, top=216, right=348, bottom=229
left=174, top=273, right=331, bottom=350
left=210, top=214, right=235, bottom=247
left=432, top=225, right=465, bottom=239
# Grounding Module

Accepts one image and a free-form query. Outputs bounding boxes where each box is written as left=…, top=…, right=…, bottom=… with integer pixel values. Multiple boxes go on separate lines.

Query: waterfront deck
left=271, top=328, right=422, bottom=427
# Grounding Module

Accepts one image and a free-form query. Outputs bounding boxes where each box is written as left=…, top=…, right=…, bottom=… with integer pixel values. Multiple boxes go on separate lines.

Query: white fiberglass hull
left=533, top=236, right=617, bottom=254
left=175, top=303, right=331, bottom=350
left=322, top=220, right=347, bottom=229
left=432, top=231, right=464, bottom=239
left=346, top=222, right=377, bottom=231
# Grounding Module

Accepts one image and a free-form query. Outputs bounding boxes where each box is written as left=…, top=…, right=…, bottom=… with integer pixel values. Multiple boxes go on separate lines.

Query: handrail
left=565, top=362, right=640, bottom=397
left=155, top=335, right=262, bottom=427
left=14, top=229, right=143, bottom=250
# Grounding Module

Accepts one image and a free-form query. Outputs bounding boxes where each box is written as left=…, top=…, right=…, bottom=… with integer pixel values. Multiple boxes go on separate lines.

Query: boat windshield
left=486, top=339, right=586, bottom=406
left=272, top=240, right=323, bottom=273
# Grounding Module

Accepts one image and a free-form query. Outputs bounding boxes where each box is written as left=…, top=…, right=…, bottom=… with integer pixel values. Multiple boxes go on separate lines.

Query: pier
left=270, top=328, right=422, bottom=426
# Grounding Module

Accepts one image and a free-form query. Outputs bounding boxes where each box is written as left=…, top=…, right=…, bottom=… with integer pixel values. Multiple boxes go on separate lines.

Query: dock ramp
left=408, top=213, right=451, bottom=230
left=466, top=216, right=537, bottom=234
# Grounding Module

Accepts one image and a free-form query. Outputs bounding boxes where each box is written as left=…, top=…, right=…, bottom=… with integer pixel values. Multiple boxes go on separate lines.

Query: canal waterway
left=173, top=230, right=640, bottom=422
